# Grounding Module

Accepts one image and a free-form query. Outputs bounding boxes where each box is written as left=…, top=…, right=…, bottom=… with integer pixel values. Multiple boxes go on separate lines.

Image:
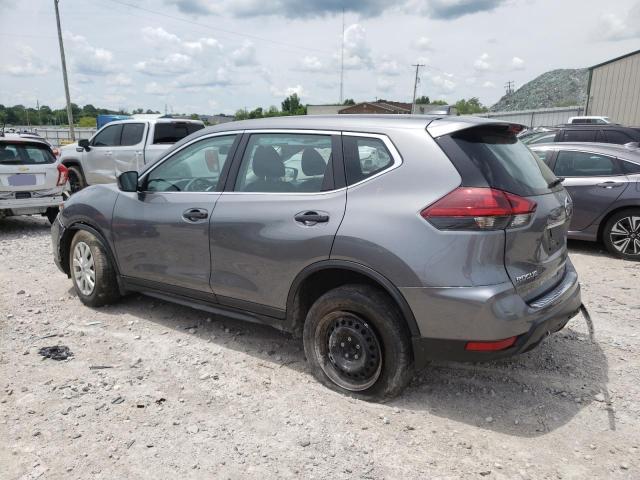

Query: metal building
left=586, top=49, right=640, bottom=126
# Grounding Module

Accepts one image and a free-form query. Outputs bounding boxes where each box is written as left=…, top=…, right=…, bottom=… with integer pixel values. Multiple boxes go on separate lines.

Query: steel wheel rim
left=610, top=216, right=640, bottom=256
left=314, top=311, right=382, bottom=392
left=72, top=241, right=96, bottom=295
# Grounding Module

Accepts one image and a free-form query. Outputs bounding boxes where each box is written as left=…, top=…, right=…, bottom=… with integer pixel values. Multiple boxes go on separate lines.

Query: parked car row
left=521, top=123, right=640, bottom=146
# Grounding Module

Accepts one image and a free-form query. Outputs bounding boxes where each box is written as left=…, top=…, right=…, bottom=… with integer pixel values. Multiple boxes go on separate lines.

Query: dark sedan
left=530, top=142, right=640, bottom=259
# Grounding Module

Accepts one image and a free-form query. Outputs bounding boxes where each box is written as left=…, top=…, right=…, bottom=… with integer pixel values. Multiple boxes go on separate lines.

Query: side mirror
left=117, top=171, right=139, bottom=192
left=78, top=138, right=91, bottom=151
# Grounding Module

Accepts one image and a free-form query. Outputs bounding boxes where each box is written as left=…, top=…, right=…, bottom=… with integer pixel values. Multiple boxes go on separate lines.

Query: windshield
left=0, top=142, right=56, bottom=165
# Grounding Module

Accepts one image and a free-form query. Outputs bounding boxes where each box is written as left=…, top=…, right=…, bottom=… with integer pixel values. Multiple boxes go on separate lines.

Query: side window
left=604, top=130, right=632, bottom=144
left=153, top=123, right=204, bottom=144
left=531, top=149, right=552, bottom=166
left=526, top=133, right=557, bottom=145
left=120, top=123, right=145, bottom=146
left=562, top=130, right=597, bottom=142
left=145, top=135, right=237, bottom=192
left=92, top=125, right=122, bottom=147
left=343, top=136, right=394, bottom=186
left=235, top=133, right=332, bottom=193
left=554, top=151, right=619, bottom=177
left=621, top=160, right=640, bottom=174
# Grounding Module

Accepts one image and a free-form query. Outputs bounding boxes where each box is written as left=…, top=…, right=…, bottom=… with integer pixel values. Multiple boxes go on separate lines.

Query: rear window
left=153, top=122, right=204, bottom=144
left=0, top=142, right=56, bottom=165
left=562, top=129, right=598, bottom=142
left=436, top=126, right=558, bottom=197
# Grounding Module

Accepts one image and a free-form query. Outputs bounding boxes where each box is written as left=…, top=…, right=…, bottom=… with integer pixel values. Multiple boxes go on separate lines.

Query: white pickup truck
left=59, top=117, right=204, bottom=192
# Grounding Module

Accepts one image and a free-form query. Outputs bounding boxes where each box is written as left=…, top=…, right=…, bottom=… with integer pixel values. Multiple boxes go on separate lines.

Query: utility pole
left=504, top=80, right=515, bottom=95
left=54, top=0, right=75, bottom=140
left=411, top=63, right=425, bottom=114
left=339, top=8, right=345, bottom=105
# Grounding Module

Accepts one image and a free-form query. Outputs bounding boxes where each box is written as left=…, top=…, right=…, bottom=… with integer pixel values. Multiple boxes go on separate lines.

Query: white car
left=567, top=116, right=612, bottom=125
left=0, top=133, right=68, bottom=224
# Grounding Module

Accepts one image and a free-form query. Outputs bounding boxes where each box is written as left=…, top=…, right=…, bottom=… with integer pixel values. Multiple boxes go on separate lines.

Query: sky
left=1, top=0, right=639, bottom=115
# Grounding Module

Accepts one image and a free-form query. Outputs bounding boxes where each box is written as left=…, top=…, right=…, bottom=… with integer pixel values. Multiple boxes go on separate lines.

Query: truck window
left=153, top=123, right=204, bottom=144
left=121, top=123, right=145, bottom=146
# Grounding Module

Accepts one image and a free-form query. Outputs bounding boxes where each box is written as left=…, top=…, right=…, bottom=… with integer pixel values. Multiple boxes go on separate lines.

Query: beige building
left=586, top=49, right=640, bottom=126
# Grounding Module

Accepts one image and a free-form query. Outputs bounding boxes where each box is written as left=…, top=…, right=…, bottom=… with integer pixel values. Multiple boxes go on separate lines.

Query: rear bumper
left=0, top=194, right=63, bottom=213
left=403, top=259, right=582, bottom=368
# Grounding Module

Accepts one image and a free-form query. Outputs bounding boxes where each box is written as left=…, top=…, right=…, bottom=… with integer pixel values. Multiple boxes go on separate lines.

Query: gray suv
left=51, top=115, right=582, bottom=399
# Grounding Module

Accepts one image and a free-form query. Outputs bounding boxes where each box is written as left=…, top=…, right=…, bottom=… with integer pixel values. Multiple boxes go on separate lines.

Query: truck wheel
left=603, top=209, right=640, bottom=260
left=69, top=230, right=120, bottom=307
left=303, top=284, right=414, bottom=400
left=66, top=165, right=86, bottom=193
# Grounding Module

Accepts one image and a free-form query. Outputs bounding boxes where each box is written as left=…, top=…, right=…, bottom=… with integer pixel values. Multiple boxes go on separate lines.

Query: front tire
left=303, top=284, right=413, bottom=400
left=603, top=209, right=640, bottom=260
left=69, top=230, right=120, bottom=306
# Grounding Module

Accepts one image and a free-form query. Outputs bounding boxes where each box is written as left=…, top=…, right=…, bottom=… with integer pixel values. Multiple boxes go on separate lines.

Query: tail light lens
left=421, top=187, right=537, bottom=231
left=56, top=164, right=69, bottom=187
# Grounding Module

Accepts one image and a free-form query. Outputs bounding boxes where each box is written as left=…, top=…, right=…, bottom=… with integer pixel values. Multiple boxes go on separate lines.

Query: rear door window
left=153, top=123, right=204, bottom=144
left=604, top=130, right=633, bottom=144
left=621, top=160, right=640, bottom=174
left=92, top=124, right=122, bottom=147
left=120, top=123, right=145, bottom=146
left=437, top=126, right=558, bottom=197
left=342, top=136, right=394, bottom=186
left=562, top=129, right=598, bottom=142
left=554, top=151, right=620, bottom=177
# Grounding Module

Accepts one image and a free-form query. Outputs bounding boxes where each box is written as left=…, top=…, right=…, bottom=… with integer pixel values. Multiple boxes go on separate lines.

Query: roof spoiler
left=426, top=118, right=527, bottom=138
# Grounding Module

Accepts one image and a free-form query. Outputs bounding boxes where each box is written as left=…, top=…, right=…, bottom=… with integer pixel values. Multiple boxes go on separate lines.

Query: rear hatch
left=429, top=123, right=571, bottom=302
left=0, top=141, right=60, bottom=194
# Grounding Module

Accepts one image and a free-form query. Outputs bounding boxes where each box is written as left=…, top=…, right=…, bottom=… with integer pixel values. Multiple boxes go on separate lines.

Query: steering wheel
left=184, top=177, right=217, bottom=192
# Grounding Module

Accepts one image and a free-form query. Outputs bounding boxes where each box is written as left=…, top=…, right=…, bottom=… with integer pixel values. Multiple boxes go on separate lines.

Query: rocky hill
left=490, top=68, right=588, bottom=112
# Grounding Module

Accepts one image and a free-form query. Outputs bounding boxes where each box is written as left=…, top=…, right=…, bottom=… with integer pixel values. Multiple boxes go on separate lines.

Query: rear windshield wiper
left=548, top=177, right=564, bottom=188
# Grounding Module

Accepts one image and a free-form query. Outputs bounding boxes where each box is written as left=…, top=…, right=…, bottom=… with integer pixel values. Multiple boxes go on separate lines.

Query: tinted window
left=439, top=126, right=557, bottom=196
left=120, top=123, right=145, bottom=146
left=562, top=129, right=598, bottom=142
left=343, top=136, right=394, bottom=185
left=523, top=132, right=556, bottom=145
left=531, top=149, right=552, bottom=166
left=604, top=130, right=632, bottom=144
left=153, top=122, right=204, bottom=144
left=554, top=151, right=618, bottom=177
left=145, top=135, right=236, bottom=192
left=92, top=124, right=122, bottom=147
left=621, top=160, right=640, bottom=174
left=0, top=143, right=55, bottom=165
left=235, top=133, right=332, bottom=193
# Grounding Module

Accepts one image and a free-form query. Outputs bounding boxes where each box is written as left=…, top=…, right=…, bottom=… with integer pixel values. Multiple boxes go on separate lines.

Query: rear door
left=113, top=123, right=147, bottom=176
left=553, top=150, right=628, bottom=231
left=434, top=125, right=571, bottom=301
left=84, top=124, right=122, bottom=184
left=209, top=130, right=346, bottom=314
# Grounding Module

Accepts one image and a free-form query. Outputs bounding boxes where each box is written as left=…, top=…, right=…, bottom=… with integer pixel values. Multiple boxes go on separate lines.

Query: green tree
left=82, top=104, right=97, bottom=117
left=248, top=107, right=264, bottom=119
left=78, top=116, right=97, bottom=127
left=430, top=99, right=448, bottom=105
left=235, top=109, right=249, bottom=120
left=454, top=97, right=488, bottom=115
left=343, top=98, right=356, bottom=105
left=264, top=105, right=281, bottom=117
left=415, top=95, right=430, bottom=104
left=281, top=93, right=306, bottom=115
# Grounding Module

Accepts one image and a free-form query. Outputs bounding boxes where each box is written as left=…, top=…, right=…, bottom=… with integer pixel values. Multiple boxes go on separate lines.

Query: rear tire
left=66, top=165, right=86, bottom=194
left=46, top=207, right=59, bottom=225
left=303, top=284, right=413, bottom=400
left=69, top=230, right=120, bottom=307
left=603, top=209, right=640, bottom=260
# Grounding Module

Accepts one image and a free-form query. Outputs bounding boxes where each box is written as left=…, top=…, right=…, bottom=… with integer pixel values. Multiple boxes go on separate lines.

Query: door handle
left=104, top=151, right=113, bottom=156
left=596, top=181, right=623, bottom=188
left=182, top=208, right=208, bottom=222
left=294, top=211, right=329, bottom=225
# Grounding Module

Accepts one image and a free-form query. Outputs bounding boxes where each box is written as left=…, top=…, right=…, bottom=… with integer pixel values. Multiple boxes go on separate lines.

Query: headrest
left=252, top=145, right=284, bottom=179
left=301, top=148, right=326, bottom=176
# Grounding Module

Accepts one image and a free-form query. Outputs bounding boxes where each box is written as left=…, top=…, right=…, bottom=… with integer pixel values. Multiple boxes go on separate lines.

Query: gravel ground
left=1, top=216, right=639, bottom=479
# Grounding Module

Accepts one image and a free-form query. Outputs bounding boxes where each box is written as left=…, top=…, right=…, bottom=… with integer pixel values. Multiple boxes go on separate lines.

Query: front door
left=84, top=123, right=122, bottom=184
left=112, top=133, right=239, bottom=294
left=210, top=131, right=346, bottom=314
left=554, top=150, right=629, bottom=231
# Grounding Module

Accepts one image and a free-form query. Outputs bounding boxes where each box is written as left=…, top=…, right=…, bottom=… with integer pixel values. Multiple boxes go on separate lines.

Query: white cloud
left=108, top=74, right=133, bottom=86
left=135, top=53, right=192, bottom=76
left=595, top=4, right=640, bottom=41
left=482, top=80, right=495, bottom=88
left=378, top=56, right=401, bottom=76
left=270, top=84, right=305, bottom=98
left=376, top=78, right=395, bottom=93
left=66, top=32, right=118, bottom=75
left=174, top=67, right=231, bottom=88
left=145, top=81, right=171, bottom=95
left=342, top=24, right=372, bottom=70
left=231, top=40, right=257, bottom=67
left=3, top=46, right=48, bottom=76
left=431, top=72, right=456, bottom=93
left=473, top=52, right=491, bottom=71
left=511, top=56, right=525, bottom=70
left=141, top=26, right=222, bottom=55
left=299, top=56, right=324, bottom=72
left=413, top=36, right=432, bottom=50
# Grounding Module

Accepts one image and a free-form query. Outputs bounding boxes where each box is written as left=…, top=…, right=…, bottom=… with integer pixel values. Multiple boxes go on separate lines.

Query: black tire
left=602, top=209, right=640, bottom=260
left=66, top=165, right=86, bottom=194
left=303, top=284, right=413, bottom=400
left=46, top=207, right=59, bottom=225
left=69, top=230, right=120, bottom=307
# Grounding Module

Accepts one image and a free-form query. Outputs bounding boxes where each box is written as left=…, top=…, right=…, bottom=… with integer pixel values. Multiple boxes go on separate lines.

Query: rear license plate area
left=545, top=223, right=565, bottom=253
left=15, top=191, right=32, bottom=199
left=8, top=174, right=37, bottom=186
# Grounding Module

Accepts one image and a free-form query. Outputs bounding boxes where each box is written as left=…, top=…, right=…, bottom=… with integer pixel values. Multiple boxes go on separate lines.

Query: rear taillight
left=421, top=187, right=536, bottom=231
left=56, top=164, right=69, bottom=187
left=465, top=336, right=517, bottom=351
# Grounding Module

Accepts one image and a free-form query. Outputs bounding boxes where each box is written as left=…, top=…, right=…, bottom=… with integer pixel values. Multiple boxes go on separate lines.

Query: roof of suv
left=530, top=142, right=640, bottom=160
left=0, top=133, right=52, bottom=147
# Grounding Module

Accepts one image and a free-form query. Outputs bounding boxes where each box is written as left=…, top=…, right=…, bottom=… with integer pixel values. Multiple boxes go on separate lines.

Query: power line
left=411, top=63, right=425, bottom=114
